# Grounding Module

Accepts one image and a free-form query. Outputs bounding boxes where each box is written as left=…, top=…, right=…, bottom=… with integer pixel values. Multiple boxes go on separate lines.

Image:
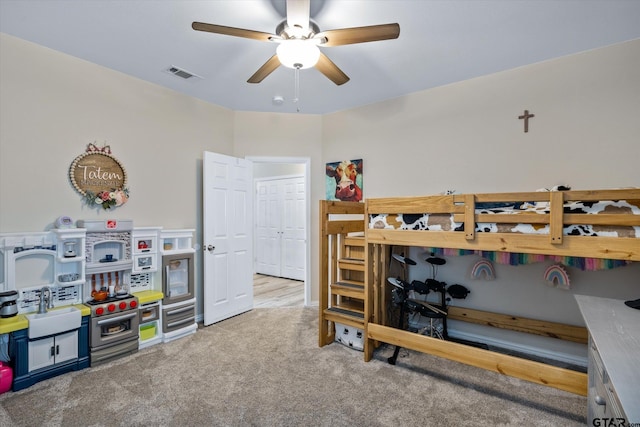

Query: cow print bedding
left=369, top=200, right=640, bottom=238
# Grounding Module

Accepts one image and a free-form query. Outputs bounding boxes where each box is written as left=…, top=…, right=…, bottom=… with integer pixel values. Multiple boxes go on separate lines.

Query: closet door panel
left=255, top=181, right=281, bottom=276
left=281, top=178, right=306, bottom=281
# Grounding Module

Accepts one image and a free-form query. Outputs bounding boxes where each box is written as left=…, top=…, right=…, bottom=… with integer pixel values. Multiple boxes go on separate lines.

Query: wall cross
left=518, top=109, right=535, bottom=133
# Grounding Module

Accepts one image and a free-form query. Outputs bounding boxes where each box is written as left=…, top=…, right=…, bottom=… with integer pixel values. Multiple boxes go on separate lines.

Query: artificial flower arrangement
left=84, top=188, right=129, bottom=210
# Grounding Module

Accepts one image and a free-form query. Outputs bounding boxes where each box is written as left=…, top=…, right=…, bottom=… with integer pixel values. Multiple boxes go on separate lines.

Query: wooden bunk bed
left=319, top=189, right=640, bottom=395
left=360, top=188, right=640, bottom=396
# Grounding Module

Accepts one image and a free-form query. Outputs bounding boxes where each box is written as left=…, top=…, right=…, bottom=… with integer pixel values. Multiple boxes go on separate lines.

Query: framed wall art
left=325, top=159, right=363, bottom=202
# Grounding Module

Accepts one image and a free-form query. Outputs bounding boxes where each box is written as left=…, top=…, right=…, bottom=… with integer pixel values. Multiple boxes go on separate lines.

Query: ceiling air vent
left=164, top=65, right=202, bottom=81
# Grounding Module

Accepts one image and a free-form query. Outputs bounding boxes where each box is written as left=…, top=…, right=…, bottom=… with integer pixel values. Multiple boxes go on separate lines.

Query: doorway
left=255, top=175, right=305, bottom=280
left=248, top=157, right=310, bottom=306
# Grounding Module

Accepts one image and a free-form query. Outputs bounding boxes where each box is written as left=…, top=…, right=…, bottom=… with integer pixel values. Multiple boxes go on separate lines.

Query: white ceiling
left=1, top=0, right=640, bottom=115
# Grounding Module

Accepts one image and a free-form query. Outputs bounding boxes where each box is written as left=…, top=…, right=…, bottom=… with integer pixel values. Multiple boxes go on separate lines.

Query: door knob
left=207, top=245, right=215, bottom=252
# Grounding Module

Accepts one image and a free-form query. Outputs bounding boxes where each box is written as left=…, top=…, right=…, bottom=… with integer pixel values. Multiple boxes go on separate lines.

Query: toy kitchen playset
left=0, top=219, right=195, bottom=392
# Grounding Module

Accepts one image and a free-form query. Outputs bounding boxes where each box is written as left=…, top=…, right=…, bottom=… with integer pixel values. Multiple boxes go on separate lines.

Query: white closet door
left=254, top=176, right=306, bottom=281
left=255, top=180, right=281, bottom=276
left=280, top=178, right=306, bottom=281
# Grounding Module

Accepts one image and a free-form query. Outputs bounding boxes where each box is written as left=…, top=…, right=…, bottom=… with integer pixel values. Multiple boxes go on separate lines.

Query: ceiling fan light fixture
left=276, top=40, right=320, bottom=69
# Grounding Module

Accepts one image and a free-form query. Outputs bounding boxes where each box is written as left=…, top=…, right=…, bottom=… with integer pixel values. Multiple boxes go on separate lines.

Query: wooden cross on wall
left=518, top=109, right=535, bottom=133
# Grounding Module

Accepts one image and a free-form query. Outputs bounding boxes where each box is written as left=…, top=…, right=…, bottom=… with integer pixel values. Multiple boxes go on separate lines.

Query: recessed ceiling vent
left=164, top=65, right=202, bottom=81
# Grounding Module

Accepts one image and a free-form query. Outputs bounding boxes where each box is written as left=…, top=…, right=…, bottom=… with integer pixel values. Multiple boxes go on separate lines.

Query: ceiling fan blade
left=247, top=55, right=281, bottom=84
left=318, top=23, right=400, bottom=47
left=315, top=52, right=349, bottom=86
left=286, top=0, right=311, bottom=32
left=192, top=22, right=277, bottom=42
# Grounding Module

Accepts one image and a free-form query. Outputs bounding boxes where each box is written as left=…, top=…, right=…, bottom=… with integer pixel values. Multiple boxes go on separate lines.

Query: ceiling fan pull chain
left=294, top=66, right=300, bottom=104
left=294, top=65, right=301, bottom=112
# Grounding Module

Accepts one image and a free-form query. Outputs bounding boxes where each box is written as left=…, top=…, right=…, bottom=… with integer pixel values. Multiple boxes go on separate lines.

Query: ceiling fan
left=192, top=0, right=400, bottom=86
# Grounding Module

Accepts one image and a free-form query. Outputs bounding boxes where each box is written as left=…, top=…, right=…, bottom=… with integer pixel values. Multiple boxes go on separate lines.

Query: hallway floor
left=253, top=273, right=304, bottom=308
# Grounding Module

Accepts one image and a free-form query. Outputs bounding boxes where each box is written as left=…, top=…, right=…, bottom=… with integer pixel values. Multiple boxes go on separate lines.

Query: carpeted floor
left=0, top=307, right=586, bottom=426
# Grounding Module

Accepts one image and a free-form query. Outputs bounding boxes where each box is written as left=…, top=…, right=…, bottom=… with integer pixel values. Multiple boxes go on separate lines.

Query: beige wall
left=323, top=39, right=640, bottom=196
left=0, top=34, right=234, bottom=232
left=1, top=32, right=639, bottom=337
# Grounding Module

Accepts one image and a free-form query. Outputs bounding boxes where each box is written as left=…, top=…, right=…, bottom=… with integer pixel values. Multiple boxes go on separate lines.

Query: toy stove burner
left=86, top=294, right=138, bottom=317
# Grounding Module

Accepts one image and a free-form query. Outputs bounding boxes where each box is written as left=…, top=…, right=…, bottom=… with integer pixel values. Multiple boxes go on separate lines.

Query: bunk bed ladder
left=319, top=200, right=366, bottom=349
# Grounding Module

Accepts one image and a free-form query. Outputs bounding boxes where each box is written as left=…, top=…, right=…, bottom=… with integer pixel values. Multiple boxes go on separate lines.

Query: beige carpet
left=0, top=307, right=586, bottom=426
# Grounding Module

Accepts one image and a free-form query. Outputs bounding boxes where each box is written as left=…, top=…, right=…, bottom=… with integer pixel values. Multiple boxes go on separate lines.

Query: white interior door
left=255, top=180, right=281, bottom=276
left=203, top=151, right=253, bottom=326
left=254, top=176, right=305, bottom=281
left=280, top=177, right=306, bottom=281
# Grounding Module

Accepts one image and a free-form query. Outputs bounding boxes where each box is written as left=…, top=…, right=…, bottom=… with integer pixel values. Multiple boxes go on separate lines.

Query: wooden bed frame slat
left=452, top=188, right=640, bottom=203
left=322, top=200, right=366, bottom=215
left=454, top=192, right=552, bottom=203
left=325, top=220, right=365, bottom=235
left=367, top=195, right=465, bottom=214
left=367, top=228, right=640, bottom=261
left=562, top=189, right=640, bottom=201
left=368, top=323, right=588, bottom=396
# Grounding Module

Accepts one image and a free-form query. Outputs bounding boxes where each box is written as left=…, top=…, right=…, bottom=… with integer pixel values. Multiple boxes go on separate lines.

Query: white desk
left=575, top=295, right=640, bottom=424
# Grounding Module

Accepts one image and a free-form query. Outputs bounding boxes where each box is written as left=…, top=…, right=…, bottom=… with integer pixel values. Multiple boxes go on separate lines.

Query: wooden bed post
left=318, top=200, right=330, bottom=347
left=364, top=199, right=374, bottom=361
left=364, top=240, right=375, bottom=361
left=549, top=191, right=564, bottom=245
left=464, top=194, right=475, bottom=240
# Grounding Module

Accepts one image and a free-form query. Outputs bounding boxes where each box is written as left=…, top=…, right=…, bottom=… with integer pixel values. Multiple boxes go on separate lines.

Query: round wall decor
left=69, top=143, right=129, bottom=209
